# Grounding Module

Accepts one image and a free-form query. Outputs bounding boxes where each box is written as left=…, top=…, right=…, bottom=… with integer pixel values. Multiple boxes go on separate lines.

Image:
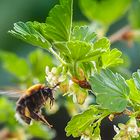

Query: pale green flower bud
left=113, top=118, right=140, bottom=140
left=45, top=66, right=67, bottom=87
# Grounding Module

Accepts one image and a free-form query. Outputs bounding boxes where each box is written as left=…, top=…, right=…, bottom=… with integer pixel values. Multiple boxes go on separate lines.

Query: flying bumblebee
left=0, top=83, right=59, bottom=128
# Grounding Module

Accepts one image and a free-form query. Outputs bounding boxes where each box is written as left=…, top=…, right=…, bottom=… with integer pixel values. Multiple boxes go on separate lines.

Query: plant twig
left=108, top=108, right=140, bottom=121
left=72, top=77, right=91, bottom=89
left=109, top=25, right=134, bottom=47
left=49, top=47, right=67, bottom=65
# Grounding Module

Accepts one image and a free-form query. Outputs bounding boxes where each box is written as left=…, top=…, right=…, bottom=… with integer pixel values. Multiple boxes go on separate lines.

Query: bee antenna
left=52, top=82, right=60, bottom=89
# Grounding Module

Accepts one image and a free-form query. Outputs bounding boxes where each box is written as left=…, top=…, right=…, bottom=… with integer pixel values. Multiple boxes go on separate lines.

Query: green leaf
left=127, top=79, right=140, bottom=104
left=9, top=22, right=51, bottom=49
left=80, top=49, right=105, bottom=63
left=60, top=38, right=110, bottom=64
left=80, top=0, right=131, bottom=25
left=89, top=69, right=129, bottom=112
left=67, top=41, right=91, bottom=61
left=65, top=106, right=102, bottom=137
left=132, top=69, right=140, bottom=91
left=0, top=98, right=17, bottom=129
left=96, top=93, right=128, bottom=113
left=9, top=0, right=73, bottom=52
left=78, top=62, right=94, bottom=78
left=27, top=122, right=55, bottom=140
left=78, top=38, right=110, bottom=62
left=101, top=48, right=123, bottom=68
left=0, top=51, right=29, bottom=79
left=129, top=0, right=140, bottom=29
left=91, top=126, right=101, bottom=140
left=93, top=37, right=110, bottom=50
left=29, top=49, right=54, bottom=82
left=71, top=26, right=96, bottom=43
left=43, top=0, right=73, bottom=42
left=66, top=41, right=105, bottom=62
left=53, top=42, right=71, bottom=56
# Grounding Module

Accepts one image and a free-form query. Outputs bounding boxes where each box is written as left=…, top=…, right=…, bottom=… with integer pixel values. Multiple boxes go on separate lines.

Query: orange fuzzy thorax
left=26, top=84, right=45, bottom=95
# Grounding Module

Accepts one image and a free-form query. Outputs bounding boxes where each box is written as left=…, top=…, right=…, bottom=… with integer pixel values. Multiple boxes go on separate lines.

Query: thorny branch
left=109, top=25, right=134, bottom=47
left=109, top=108, right=140, bottom=121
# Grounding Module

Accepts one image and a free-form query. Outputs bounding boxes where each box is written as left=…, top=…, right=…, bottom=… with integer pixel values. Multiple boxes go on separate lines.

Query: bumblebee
left=0, top=83, right=59, bottom=128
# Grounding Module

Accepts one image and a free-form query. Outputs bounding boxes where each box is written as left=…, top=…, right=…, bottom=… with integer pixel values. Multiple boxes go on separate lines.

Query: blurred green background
left=0, top=0, right=140, bottom=140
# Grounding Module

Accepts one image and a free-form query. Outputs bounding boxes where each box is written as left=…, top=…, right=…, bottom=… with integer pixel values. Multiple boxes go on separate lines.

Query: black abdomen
left=16, top=88, right=52, bottom=125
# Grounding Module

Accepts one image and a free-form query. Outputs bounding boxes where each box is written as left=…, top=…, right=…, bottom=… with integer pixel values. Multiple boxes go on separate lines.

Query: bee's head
left=43, top=83, right=60, bottom=98
left=43, top=87, right=52, bottom=97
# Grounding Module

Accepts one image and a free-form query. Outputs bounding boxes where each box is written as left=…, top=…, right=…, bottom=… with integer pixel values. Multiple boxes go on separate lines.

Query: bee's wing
left=0, top=89, right=24, bottom=99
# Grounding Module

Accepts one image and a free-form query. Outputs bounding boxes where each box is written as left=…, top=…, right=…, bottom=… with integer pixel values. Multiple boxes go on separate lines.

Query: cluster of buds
left=81, top=126, right=101, bottom=140
left=113, top=117, right=140, bottom=140
left=45, top=66, right=66, bottom=87
left=69, top=82, right=88, bottom=105
left=45, top=66, right=88, bottom=105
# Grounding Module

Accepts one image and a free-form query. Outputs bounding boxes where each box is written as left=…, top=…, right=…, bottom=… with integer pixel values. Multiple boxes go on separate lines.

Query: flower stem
left=49, top=47, right=67, bottom=65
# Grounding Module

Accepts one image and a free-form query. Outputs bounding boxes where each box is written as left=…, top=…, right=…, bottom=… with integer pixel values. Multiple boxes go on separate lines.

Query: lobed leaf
left=9, top=0, right=73, bottom=51
left=80, top=0, right=131, bottom=25
left=101, top=48, right=123, bottom=68
left=93, top=37, right=110, bottom=50
left=132, top=69, right=140, bottom=91
left=78, top=38, right=110, bottom=62
left=44, top=0, right=73, bottom=42
left=127, top=79, right=140, bottom=104
left=9, top=22, right=51, bottom=49
left=71, top=26, right=96, bottom=43
left=66, top=40, right=106, bottom=63
left=89, top=69, right=129, bottom=112
left=67, top=41, right=91, bottom=61
left=65, top=106, right=102, bottom=137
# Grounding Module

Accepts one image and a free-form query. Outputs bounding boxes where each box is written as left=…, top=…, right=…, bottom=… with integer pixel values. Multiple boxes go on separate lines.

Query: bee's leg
left=38, top=113, right=53, bottom=128
left=49, top=93, right=54, bottom=108
left=21, top=114, right=31, bottom=124
left=16, top=105, right=31, bottom=124
left=29, top=110, right=53, bottom=128
left=50, top=98, right=54, bottom=108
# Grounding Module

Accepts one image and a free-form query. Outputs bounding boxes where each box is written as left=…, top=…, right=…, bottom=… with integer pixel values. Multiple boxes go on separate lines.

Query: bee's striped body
left=16, top=84, right=54, bottom=127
